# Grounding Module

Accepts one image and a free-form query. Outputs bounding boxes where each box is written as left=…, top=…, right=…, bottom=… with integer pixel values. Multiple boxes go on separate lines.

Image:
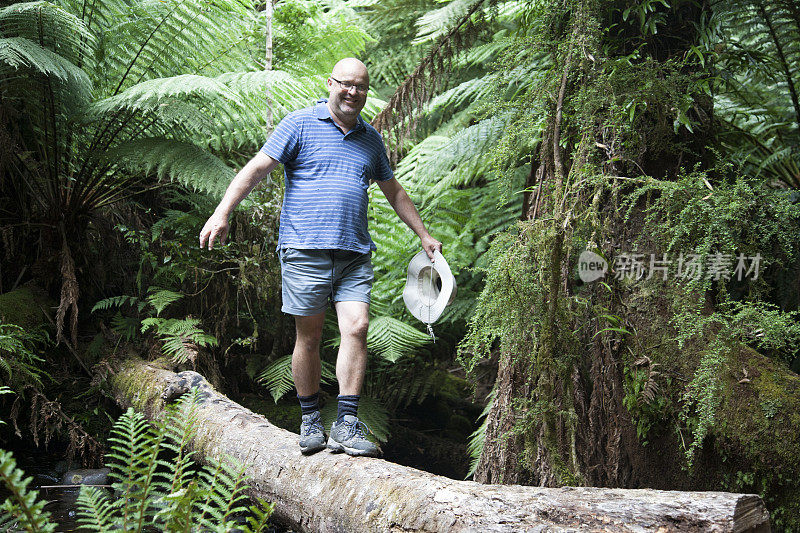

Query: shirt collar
left=315, top=98, right=365, bottom=132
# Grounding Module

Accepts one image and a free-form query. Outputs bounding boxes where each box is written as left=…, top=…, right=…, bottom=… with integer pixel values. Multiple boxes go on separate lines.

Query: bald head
left=331, top=58, right=369, bottom=85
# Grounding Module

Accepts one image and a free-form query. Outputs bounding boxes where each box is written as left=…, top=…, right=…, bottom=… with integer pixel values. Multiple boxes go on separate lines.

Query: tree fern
left=2, top=0, right=373, bottom=346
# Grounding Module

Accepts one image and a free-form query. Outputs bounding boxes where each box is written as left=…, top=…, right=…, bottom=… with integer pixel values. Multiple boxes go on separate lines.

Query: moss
left=109, top=358, right=166, bottom=416
left=0, top=286, right=53, bottom=329
left=715, top=345, right=800, bottom=530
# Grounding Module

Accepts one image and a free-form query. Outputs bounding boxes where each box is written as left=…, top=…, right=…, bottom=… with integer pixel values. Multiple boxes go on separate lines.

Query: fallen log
left=109, top=358, right=771, bottom=532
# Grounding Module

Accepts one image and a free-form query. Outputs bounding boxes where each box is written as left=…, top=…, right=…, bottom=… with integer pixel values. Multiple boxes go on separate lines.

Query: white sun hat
left=403, top=250, right=457, bottom=335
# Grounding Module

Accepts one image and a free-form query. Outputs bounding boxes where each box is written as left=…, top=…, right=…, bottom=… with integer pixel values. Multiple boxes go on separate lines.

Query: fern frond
left=146, top=288, right=183, bottom=317
left=0, top=36, right=92, bottom=103
left=367, top=316, right=432, bottom=362
left=372, top=0, right=498, bottom=161
left=108, top=138, right=235, bottom=199
left=91, top=295, right=141, bottom=313
left=0, top=449, right=57, bottom=532
left=0, top=1, right=96, bottom=68
left=76, top=486, right=117, bottom=531
left=242, top=498, right=276, bottom=533
left=257, top=353, right=336, bottom=403
left=365, top=359, right=440, bottom=410
left=110, top=312, right=139, bottom=341
left=105, top=408, right=160, bottom=526
left=256, top=354, right=294, bottom=404
left=465, top=386, right=494, bottom=478
left=140, top=317, right=218, bottom=363
left=195, top=455, right=249, bottom=530
left=413, top=0, right=474, bottom=45
left=86, top=74, right=240, bottom=117
left=95, top=0, right=254, bottom=94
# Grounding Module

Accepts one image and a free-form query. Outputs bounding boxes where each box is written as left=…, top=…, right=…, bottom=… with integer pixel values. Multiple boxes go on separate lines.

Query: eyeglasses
left=330, top=76, right=369, bottom=94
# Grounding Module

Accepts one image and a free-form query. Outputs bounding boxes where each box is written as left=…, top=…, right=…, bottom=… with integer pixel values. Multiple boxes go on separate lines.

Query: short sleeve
left=374, top=134, right=394, bottom=182
left=260, top=114, right=301, bottom=164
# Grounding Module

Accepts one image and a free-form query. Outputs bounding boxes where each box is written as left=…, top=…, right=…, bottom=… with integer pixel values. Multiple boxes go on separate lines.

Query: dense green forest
left=1, top=0, right=799, bottom=529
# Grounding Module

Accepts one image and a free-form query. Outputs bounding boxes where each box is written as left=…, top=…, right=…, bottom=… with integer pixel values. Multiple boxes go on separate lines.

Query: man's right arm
left=199, top=151, right=279, bottom=250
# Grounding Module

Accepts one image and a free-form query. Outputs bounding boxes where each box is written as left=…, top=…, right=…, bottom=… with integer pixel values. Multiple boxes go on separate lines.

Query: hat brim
left=403, top=250, right=456, bottom=325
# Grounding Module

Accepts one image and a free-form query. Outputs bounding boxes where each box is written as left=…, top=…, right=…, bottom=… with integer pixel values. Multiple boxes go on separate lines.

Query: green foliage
left=465, top=386, right=494, bottom=478
left=1, top=393, right=275, bottom=531
left=366, top=316, right=432, bottom=363
left=272, top=0, right=372, bottom=76
left=140, top=318, right=218, bottom=364
left=93, top=291, right=218, bottom=364
left=619, top=167, right=800, bottom=465
left=0, top=449, right=56, bottom=532
left=257, top=353, right=336, bottom=403
left=712, top=0, right=800, bottom=187
left=621, top=359, right=669, bottom=446
left=0, top=323, right=50, bottom=392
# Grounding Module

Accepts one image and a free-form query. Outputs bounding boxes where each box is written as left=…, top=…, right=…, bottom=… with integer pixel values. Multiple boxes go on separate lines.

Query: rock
left=61, top=468, right=110, bottom=486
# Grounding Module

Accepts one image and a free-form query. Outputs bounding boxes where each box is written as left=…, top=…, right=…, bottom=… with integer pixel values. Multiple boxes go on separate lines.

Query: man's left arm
left=377, top=178, right=442, bottom=260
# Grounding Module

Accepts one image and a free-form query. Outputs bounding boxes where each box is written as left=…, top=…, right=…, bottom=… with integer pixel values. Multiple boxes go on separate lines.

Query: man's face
left=327, top=66, right=369, bottom=118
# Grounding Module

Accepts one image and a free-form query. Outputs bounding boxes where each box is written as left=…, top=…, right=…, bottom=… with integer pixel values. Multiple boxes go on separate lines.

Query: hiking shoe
left=299, top=411, right=326, bottom=455
left=327, top=415, right=381, bottom=457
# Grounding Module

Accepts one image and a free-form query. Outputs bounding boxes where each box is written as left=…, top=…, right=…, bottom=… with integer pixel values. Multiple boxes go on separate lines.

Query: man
left=199, top=58, right=441, bottom=457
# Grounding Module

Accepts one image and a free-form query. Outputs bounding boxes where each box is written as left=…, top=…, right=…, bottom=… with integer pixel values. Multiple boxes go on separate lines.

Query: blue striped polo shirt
left=260, top=99, right=394, bottom=253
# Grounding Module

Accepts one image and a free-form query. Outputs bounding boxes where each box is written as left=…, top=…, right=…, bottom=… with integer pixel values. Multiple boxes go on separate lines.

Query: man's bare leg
left=292, top=311, right=326, bottom=396
left=334, top=301, right=370, bottom=395
left=328, top=300, right=379, bottom=456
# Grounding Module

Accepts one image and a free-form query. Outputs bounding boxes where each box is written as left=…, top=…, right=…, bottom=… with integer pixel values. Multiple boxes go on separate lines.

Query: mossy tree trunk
left=475, top=0, right=714, bottom=486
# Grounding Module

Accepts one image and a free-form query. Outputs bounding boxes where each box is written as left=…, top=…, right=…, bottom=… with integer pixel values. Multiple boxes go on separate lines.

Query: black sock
left=297, top=392, right=319, bottom=416
left=337, top=395, right=359, bottom=423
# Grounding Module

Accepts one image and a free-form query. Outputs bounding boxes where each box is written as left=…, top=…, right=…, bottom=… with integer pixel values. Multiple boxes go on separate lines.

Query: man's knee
left=295, top=314, right=325, bottom=350
left=295, top=331, right=322, bottom=351
left=340, top=314, right=369, bottom=339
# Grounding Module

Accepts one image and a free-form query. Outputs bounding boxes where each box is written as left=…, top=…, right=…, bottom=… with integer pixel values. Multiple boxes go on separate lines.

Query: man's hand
left=421, top=234, right=443, bottom=261
left=199, top=212, right=229, bottom=250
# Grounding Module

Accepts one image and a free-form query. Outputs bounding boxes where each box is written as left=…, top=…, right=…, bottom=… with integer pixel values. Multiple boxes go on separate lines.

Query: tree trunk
left=108, top=358, right=770, bottom=532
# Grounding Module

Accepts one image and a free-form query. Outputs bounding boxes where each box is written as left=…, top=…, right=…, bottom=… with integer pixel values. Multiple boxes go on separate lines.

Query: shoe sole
left=300, top=443, right=326, bottom=455
left=300, top=437, right=327, bottom=455
left=327, top=440, right=380, bottom=457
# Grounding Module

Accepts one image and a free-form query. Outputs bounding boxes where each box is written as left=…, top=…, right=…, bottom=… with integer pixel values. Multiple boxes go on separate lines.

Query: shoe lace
left=303, top=414, right=324, bottom=435
left=346, top=418, right=371, bottom=440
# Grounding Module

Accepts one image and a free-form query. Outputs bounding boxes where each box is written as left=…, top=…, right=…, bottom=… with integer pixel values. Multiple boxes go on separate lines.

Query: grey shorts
left=278, top=247, right=374, bottom=316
